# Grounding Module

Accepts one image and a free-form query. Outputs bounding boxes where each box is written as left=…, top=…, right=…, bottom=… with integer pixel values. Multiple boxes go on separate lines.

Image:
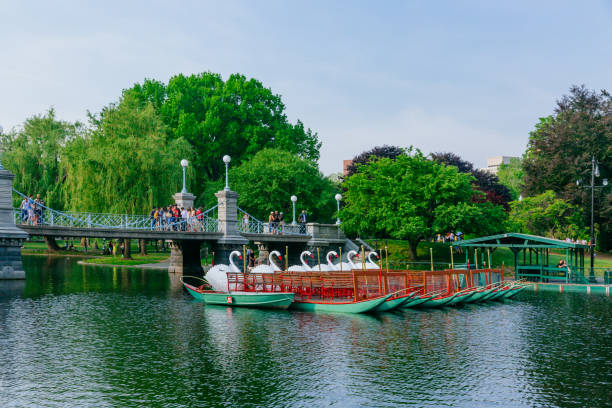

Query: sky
left=1, top=1, right=612, bottom=175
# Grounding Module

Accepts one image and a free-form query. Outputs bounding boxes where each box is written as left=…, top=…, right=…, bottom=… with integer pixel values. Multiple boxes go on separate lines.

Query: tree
left=61, top=94, right=194, bottom=213
left=341, top=148, right=507, bottom=259
left=523, top=85, right=612, bottom=249
left=0, top=108, right=80, bottom=208
left=206, top=149, right=337, bottom=223
left=497, top=157, right=523, bottom=200
left=431, top=152, right=513, bottom=209
left=126, top=73, right=321, bottom=194
left=508, top=191, right=587, bottom=240
left=344, top=145, right=404, bottom=178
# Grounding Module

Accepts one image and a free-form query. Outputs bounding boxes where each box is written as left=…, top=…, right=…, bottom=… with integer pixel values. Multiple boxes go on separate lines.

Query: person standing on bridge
left=19, top=196, right=29, bottom=224
left=299, top=210, right=307, bottom=233
left=181, top=207, right=188, bottom=231
left=242, top=213, right=249, bottom=232
left=268, top=212, right=274, bottom=233
left=150, top=207, right=157, bottom=230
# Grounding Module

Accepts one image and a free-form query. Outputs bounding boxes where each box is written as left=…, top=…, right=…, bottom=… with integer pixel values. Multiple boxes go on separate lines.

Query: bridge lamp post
left=180, top=159, right=189, bottom=193
left=335, top=193, right=342, bottom=225
left=291, top=195, right=297, bottom=225
left=576, top=155, right=609, bottom=282
left=223, top=155, right=231, bottom=191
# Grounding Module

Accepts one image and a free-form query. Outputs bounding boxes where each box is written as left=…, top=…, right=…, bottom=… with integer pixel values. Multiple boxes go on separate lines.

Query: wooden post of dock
left=243, top=245, right=246, bottom=273
left=317, top=247, right=321, bottom=273
left=450, top=246, right=454, bottom=269
left=474, top=248, right=478, bottom=269
left=339, top=246, right=343, bottom=272
left=285, top=246, right=288, bottom=271
left=430, top=247, right=434, bottom=272
left=384, top=246, right=389, bottom=294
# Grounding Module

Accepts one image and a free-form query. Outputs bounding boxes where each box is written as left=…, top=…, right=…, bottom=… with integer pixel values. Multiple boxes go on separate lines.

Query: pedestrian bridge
left=13, top=188, right=310, bottom=241
left=10, top=188, right=346, bottom=276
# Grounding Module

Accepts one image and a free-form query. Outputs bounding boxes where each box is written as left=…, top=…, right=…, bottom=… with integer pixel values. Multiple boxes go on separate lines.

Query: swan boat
left=181, top=251, right=294, bottom=310
left=181, top=277, right=295, bottom=310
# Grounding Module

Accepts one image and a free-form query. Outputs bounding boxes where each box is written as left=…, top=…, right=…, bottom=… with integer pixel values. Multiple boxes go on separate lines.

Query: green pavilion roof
left=453, top=232, right=589, bottom=249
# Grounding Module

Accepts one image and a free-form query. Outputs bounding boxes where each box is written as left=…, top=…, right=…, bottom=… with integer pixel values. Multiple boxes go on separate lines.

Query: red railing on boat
left=223, top=266, right=505, bottom=301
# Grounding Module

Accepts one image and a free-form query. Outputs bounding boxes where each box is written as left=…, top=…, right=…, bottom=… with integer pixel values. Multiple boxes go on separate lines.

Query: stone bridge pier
left=0, top=165, right=28, bottom=279
left=167, top=188, right=247, bottom=276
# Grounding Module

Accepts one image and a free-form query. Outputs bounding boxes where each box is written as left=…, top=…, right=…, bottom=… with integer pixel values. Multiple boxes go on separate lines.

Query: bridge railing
left=237, top=207, right=308, bottom=236
left=12, top=189, right=219, bottom=232
left=14, top=207, right=219, bottom=232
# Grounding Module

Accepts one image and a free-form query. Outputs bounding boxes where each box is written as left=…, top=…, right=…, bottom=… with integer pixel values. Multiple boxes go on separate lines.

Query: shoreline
left=76, top=260, right=171, bottom=270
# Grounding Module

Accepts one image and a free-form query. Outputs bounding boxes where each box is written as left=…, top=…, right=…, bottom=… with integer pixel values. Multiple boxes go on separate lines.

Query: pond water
left=1, top=256, right=611, bottom=407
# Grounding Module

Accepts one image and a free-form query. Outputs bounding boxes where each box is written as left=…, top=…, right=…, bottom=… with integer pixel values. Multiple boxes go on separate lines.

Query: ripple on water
left=1, top=256, right=611, bottom=407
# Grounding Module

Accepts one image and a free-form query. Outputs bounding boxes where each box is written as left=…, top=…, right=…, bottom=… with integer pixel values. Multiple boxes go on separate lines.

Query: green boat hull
left=447, top=291, right=474, bottom=306
left=470, top=288, right=495, bottom=303
left=290, top=294, right=392, bottom=314
left=488, top=288, right=511, bottom=301
left=401, top=294, right=435, bottom=308
left=503, top=285, right=527, bottom=299
left=416, top=292, right=459, bottom=308
left=371, top=295, right=412, bottom=312
left=184, top=285, right=294, bottom=310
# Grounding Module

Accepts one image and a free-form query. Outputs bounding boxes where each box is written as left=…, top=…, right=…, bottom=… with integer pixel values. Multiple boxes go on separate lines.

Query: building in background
left=482, top=156, right=519, bottom=175
left=343, top=160, right=353, bottom=176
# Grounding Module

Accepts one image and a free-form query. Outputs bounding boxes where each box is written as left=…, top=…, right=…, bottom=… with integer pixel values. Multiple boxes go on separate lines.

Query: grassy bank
left=81, top=253, right=170, bottom=266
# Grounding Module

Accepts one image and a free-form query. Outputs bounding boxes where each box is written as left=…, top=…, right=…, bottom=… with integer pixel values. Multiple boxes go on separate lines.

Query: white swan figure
left=205, top=250, right=242, bottom=291
left=313, top=251, right=338, bottom=272
left=288, top=251, right=313, bottom=272
left=346, top=250, right=362, bottom=269
left=251, top=250, right=283, bottom=273
left=336, top=250, right=356, bottom=271
left=326, top=251, right=340, bottom=270
left=365, top=251, right=380, bottom=269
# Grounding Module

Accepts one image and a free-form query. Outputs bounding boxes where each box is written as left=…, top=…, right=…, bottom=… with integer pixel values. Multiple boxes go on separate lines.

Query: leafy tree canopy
left=341, top=148, right=507, bottom=259
left=125, top=72, right=321, bottom=193
left=1, top=108, right=81, bottom=209
left=523, top=85, right=612, bottom=249
left=207, top=148, right=337, bottom=223
left=508, top=191, right=587, bottom=240
left=431, top=152, right=513, bottom=209
left=344, top=145, right=404, bottom=178
left=61, top=94, right=194, bottom=213
left=496, top=157, right=523, bottom=201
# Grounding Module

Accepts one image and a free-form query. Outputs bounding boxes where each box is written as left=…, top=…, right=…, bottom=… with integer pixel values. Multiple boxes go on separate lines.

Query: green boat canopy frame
left=453, top=233, right=590, bottom=284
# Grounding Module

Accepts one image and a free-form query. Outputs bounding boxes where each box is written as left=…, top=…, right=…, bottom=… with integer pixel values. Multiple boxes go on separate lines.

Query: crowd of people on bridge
left=19, top=194, right=45, bottom=225
left=263, top=209, right=307, bottom=234
left=149, top=205, right=208, bottom=231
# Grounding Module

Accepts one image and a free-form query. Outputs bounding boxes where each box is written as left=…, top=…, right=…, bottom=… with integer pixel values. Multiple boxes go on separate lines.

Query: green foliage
left=1, top=108, right=80, bottom=208
left=61, top=94, right=194, bottom=213
left=341, top=148, right=507, bottom=258
left=523, top=85, right=611, bottom=249
left=497, top=157, right=523, bottom=200
left=126, top=72, right=321, bottom=196
left=207, top=148, right=337, bottom=223
left=508, top=190, right=587, bottom=239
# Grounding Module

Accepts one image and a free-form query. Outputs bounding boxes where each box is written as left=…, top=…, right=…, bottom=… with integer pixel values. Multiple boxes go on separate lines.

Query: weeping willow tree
left=0, top=108, right=80, bottom=208
left=61, top=94, right=194, bottom=214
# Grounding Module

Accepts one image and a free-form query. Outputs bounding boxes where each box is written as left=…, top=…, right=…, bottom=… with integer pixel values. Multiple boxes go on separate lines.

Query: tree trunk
left=44, top=236, right=61, bottom=252
left=140, top=239, right=147, bottom=255
left=123, top=238, right=132, bottom=259
left=408, top=241, right=419, bottom=260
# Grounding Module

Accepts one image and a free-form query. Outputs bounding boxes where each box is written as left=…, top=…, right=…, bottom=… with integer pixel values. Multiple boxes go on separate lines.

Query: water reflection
left=0, top=256, right=611, bottom=407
